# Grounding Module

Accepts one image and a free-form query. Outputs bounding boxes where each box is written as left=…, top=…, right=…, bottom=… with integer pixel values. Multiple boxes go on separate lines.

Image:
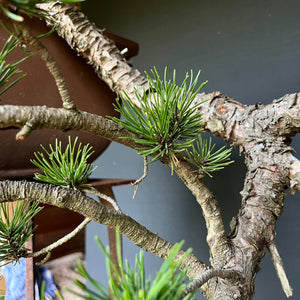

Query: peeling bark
left=37, top=2, right=148, bottom=105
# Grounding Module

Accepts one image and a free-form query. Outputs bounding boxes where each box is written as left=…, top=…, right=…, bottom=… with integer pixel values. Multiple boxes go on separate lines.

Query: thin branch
left=83, top=186, right=121, bottom=212
left=180, top=269, right=241, bottom=299
left=16, top=21, right=77, bottom=111
left=173, top=160, right=232, bottom=268
left=131, top=156, right=148, bottom=198
left=268, top=241, right=293, bottom=298
left=29, top=217, right=91, bottom=263
left=35, top=252, right=51, bottom=266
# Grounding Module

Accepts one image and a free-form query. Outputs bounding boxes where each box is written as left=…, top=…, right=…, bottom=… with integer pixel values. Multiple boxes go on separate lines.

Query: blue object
left=2, top=258, right=57, bottom=300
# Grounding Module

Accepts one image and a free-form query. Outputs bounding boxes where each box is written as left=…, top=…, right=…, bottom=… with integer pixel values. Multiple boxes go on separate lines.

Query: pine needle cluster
left=112, top=67, right=234, bottom=176
left=31, top=136, right=96, bottom=190
left=112, top=67, right=207, bottom=172
left=0, top=35, right=28, bottom=96
left=185, top=136, right=234, bottom=177
left=0, top=201, right=42, bottom=265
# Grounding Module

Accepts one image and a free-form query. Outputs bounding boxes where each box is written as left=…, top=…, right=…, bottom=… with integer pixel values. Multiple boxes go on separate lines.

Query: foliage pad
left=112, top=67, right=207, bottom=173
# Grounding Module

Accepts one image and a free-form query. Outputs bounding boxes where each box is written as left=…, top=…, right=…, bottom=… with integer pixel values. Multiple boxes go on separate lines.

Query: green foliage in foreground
left=112, top=67, right=207, bottom=173
left=185, top=136, right=234, bottom=177
left=31, top=136, right=96, bottom=190
left=70, top=234, right=196, bottom=300
left=0, top=201, right=43, bottom=265
left=0, top=0, right=83, bottom=22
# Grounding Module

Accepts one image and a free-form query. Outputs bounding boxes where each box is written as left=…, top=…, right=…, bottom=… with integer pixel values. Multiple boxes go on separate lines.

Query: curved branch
left=17, top=21, right=77, bottom=111
left=174, top=161, right=232, bottom=268
left=83, top=186, right=121, bottom=212
left=0, top=180, right=208, bottom=279
left=38, top=2, right=300, bottom=148
left=29, top=217, right=91, bottom=261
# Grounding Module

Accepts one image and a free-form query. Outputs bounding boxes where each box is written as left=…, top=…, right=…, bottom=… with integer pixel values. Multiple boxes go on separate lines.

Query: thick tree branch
left=0, top=180, right=208, bottom=280
left=0, top=105, right=138, bottom=148
left=267, top=93, right=300, bottom=137
left=38, top=2, right=148, bottom=106
left=38, top=2, right=300, bottom=146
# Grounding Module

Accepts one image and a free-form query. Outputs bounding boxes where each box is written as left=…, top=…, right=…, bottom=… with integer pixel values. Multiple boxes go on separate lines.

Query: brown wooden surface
left=25, top=238, right=35, bottom=300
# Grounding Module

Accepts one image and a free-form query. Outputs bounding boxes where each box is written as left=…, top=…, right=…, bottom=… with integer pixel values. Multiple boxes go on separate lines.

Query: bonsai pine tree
left=0, top=1, right=299, bottom=299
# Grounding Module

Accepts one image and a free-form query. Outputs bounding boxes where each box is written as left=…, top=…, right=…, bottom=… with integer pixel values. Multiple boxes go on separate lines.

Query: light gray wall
left=83, top=1, right=300, bottom=299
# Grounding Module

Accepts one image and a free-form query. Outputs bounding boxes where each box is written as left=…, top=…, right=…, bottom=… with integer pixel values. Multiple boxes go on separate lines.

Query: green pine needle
left=0, top=35, right=30, bottom=96
left=0, top=200, right=43, bottom=265
left=185, top=136, right=234, bottom=177
left=111, top=67, right=207, bottom=173
left=31, top=136, right=96, bottom=190
left=69, top=231, right=196, bottom=300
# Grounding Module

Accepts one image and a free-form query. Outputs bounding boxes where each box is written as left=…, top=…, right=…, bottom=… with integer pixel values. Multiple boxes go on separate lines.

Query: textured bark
left=174, top=161, right=232, bottom=269
left=38, top=2, right=148, bottom=104
left=0, top=2, right=300, bottom=299
left=16, top=21, right=77, bottom=111
left=0, top=180, right=207, bottom=279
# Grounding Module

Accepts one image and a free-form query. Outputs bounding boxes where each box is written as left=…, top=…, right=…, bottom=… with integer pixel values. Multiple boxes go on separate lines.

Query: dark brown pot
left=0, top=17, right=138, bottom=178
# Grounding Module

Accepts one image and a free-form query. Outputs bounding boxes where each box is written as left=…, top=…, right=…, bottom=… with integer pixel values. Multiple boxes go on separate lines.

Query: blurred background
left=82, top=1, right=300, bottom=299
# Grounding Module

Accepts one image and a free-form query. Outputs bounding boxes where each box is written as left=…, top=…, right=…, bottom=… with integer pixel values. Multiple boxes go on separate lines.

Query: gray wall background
left=82, top=1, right=300, bottom=299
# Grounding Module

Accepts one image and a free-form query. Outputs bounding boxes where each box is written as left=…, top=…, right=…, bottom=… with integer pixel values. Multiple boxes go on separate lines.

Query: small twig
left=35, top=252, right=51, bottom=266
left=16, top=118, right=35, bottom=140
left=16, top=21, right=77, bottom=111
left=131, top=156, right=148, bottom=198
left=179, top=268, right=241, bottom=299
left=29, top=217, right=91, bottom=264
left=83, top=187, right=122, bottom=212
left=268, top=241, right=293, bottom=297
